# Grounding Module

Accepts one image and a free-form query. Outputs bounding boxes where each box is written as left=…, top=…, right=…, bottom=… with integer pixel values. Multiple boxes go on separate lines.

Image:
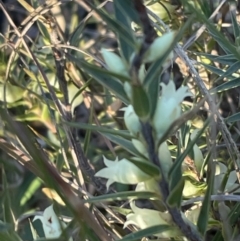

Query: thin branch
left=141, top=123, right=203, bottom=241
left=147, top=7, right=240, bottom=183
left=131, top=2, right=203, bottom=240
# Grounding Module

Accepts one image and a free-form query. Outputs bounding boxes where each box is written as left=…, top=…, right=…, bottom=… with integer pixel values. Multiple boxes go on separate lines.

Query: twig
left=132, top=2, right=203, bottom=240
left=146, top=7, right=240, bottom=183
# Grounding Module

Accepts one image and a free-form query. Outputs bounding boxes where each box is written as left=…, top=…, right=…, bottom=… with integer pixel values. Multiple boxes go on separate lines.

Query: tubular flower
left=143, top=32, right=176, bottom=63
left=95, top=156, right=151, bottom=190
left=124, top=202, right=181, bottom=238
left=153, top=81, right=192, bottom=141
left=33, top=205, right=71, bottom=240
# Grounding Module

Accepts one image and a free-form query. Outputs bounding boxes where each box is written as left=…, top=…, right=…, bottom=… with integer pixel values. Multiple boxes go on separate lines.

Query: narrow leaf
left=84, top=191, right=158, bottom=203
left=197, top=162, right=215, bottom=235
left=102, top=133, right=140, bottom=157
left=225, top=112, right=240, bottom=123
left=114, top=0, right=136, bottom=61
left=132, top=85, right=150, bottom=120
left=210, top=77, right=240, bottom=93
left=119, top=225, right=172, bottom=241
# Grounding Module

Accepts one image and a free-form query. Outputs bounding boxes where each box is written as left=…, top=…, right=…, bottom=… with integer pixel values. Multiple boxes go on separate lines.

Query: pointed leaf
left=102, top=133, right=140, bottom=157
left=132, top=85, right=150, bottom=120
left=84, top=191, right=158, bottom=203
left=197, top=162, right=215, bottom=235
left=114, top=0, right=136, bottom=61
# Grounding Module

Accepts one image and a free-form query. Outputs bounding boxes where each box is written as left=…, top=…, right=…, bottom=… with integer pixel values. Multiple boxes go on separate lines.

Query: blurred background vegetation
left=1, top=0, right=240, bottom=241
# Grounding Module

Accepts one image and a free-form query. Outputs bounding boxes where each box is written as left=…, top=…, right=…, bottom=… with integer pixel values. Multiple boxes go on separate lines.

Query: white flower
left=124, top=202, right=180, bottom=238
left=101, top=48, right=129, bottom=77
left=136, top=178, right=161, bottom=197
left=33, top=205, right=71, bottom=240
left=95, top=156, right=151, bottom=190
left=153, top=81, right=191, bottom=140
left=143, top=32, right=176, bottom=63
left=123, top=105, right=141, bottom=136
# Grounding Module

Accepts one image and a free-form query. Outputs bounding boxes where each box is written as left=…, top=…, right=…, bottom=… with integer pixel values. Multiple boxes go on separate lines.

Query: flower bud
left=123, top=105, right=141, bottom=136
left=95, top=156, right=151, bottom=190
left=101, top=48, right=129, bottom=77
left=143, top=32, right=176, bottom=63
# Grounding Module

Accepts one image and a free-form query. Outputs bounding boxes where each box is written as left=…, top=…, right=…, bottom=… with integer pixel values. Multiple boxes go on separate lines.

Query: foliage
left=0, top=0, right=240, bottom=241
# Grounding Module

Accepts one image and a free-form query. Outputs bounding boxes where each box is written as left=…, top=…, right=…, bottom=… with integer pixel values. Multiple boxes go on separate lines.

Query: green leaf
left=215, top=62, right=240, bottom=82
left=84, top=191, right=158, bottom=203
left=200, top=62, right=225, bottom=76
left=113, top=0, right=136, bottom=61
left=20, top=177, right=42, bottom=206
left=225, top=112, right=240, bottom=123
left=2, top=170, right=15, bottom=227
left=230, top=5, right=240, bottom=41
left=218, top=202, right=232, bottom=241
left=210, top=77, right=240, bottom=93
left=197, top=162, right=215, bottom=235
left=182, top=0, right=240, bottom=59
left=168, top=118, right=210, bottom=198
left=129, top=158, right=160, bottom=177
left=102, top=133, right=140, bottom=156
left=119, top=225, right=172, bottom=241
left=89, top=3, right=135, bottom=50
left=0, top=221, right=12, bottom=232
left=68, top=19, right=86, bottom=47
left=147, top=72, right=159, bottom=118
left=167, top=178, right=184, bottom=207
left=64, top=121, right=133, bottom=139
left=0, top=83, right=24, bottom=103
left=132, top=85, right=150, bottom=120
left=197, top=53, right=237, bottom=65
left=69, top=56, right=129, bottom=103
left=0, top=232, right=20, bottom=241
left=228, top=203, right=240, bottom=226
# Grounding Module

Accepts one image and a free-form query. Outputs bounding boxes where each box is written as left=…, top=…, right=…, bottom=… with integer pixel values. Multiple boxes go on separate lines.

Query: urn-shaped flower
left=143, top=32, right=176, bottom=63
left=101, top=48, right=129, bottom=77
